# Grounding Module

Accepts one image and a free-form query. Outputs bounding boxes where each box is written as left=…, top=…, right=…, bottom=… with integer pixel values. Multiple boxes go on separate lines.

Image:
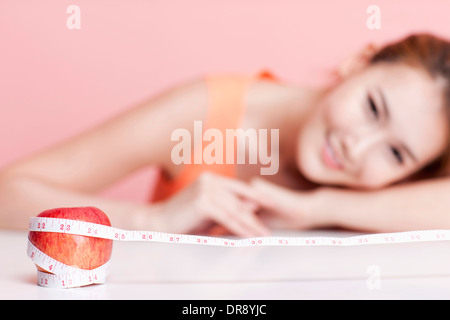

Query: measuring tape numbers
left=27, top=217, right=450, bottom=288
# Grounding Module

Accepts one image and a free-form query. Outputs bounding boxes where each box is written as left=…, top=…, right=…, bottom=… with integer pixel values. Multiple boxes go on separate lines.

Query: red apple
left=28, top=207, right=113, bottom=273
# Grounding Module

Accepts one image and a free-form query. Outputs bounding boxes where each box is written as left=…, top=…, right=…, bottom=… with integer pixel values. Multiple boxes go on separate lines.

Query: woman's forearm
left=0, top=174, right=164, bottom=231
left=316, top=178, right=450, bottom=232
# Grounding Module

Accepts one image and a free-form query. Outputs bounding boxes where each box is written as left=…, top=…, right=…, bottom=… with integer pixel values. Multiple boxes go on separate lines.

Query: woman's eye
left=368, top=96, right=379, bottom=119
left=390, top=146, right=404, bottom=164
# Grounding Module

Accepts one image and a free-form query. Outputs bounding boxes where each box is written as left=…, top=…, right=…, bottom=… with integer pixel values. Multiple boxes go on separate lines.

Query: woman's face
left=296, top=62, right=449, bottom=189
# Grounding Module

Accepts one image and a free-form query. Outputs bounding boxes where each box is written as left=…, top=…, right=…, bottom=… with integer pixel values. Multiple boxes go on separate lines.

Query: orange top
left=149, top=70, right=276, bottom=203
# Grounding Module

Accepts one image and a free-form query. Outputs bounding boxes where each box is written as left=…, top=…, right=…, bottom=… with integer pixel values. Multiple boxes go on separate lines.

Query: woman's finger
left=222, top=176, right=277, bottom=209
left=211, top=191, right=270, bottom=237
left=250, top=177, right=295, bottom=209
left=205, top=203, right=257, bottom=237
left=251, top=177, right=285, bottom=196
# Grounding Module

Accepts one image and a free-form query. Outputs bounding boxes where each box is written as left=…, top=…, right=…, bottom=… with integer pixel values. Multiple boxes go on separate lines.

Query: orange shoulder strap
left=173, top=74, right=254, bottom=187
left=151, top=71, right=277, bottom=202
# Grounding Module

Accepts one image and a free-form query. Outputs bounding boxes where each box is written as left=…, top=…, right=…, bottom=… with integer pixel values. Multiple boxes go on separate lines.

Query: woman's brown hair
left=369, top=33, right=450, bottom=179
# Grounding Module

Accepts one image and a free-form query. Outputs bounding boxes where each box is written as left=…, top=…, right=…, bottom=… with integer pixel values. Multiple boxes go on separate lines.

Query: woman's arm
left=252, top=177, right=450, bottom=233
left=0, top=173, right=166, bottom=230
left=0, top=78, right=209, bottom=230
left=315, top=178, right=450, bottom=232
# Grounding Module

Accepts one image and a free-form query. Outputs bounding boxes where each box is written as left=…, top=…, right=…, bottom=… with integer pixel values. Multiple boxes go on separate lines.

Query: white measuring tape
left=27, top=217, right=450, bottom=288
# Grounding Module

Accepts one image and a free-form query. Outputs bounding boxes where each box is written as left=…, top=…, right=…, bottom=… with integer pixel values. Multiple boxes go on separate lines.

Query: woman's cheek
left=354, top=156, right=393, bottom=189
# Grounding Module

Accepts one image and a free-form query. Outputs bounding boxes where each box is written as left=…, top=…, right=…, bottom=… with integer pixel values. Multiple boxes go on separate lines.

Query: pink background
left=1, top=0, right=450, bottom=202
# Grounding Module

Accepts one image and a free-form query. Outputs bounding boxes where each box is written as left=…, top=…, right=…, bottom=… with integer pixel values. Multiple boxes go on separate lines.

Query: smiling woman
left=1, top=33, right=450, bottom=235
left=369, top=34, right=450, bottom=175
left=297, top=48, right=450, bottom=189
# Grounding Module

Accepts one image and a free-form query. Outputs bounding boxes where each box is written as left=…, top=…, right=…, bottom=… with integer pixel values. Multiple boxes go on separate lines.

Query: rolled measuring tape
left=27, top=210, right=450, bottom=288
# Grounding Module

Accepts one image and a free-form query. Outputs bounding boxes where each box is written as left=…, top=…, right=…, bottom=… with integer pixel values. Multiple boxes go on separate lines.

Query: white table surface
left=2, top=228, right=450, bottom=300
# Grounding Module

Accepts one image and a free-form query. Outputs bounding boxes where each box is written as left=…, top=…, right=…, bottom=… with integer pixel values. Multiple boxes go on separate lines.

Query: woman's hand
left=153, top=172, right=273, bottom=237
left=250, top=178, right=331, bottom=230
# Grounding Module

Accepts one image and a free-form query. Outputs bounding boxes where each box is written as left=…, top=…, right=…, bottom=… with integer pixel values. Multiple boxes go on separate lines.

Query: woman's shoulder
left=245, top=73, right=306, bottom=124
left=246, top=71, right=303, bottom=104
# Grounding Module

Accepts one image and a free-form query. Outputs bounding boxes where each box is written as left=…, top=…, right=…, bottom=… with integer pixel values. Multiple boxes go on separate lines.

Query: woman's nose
left=341, top=129, right=385, bottom=163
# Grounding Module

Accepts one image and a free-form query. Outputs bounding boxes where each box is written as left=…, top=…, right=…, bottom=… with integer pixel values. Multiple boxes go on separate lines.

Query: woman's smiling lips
left=322, top=136, right=344, bottom=170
